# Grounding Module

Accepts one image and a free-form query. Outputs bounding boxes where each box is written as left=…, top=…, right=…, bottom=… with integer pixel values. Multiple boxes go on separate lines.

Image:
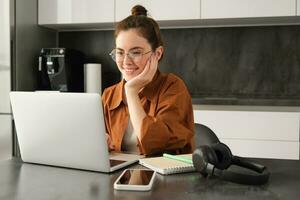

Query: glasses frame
left=109, top=49, right=152, bottom=63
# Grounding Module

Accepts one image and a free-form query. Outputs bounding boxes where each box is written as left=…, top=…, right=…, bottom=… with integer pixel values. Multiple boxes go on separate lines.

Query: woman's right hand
left=125, top=54, right=158, bottom=94
left=106, top=133, right=115, bottom=151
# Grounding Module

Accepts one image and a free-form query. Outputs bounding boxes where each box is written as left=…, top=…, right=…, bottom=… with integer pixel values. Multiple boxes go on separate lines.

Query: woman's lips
left=124, top=68, right=138, bottom=75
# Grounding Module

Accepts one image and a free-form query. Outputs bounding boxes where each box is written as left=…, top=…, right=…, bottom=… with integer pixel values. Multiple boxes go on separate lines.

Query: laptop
left=10, top=91, right=144, bottom=172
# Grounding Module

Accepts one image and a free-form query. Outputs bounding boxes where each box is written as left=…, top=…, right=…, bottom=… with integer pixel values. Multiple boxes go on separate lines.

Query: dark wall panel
left=59, top=31, right=120, bottom=90
left=15, top=0, right=57, bottom=91
left=59, top=26, right=300, bottom=106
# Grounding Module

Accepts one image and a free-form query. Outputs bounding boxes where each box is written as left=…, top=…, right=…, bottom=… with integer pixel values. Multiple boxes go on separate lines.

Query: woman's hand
left=123, top=54, right=158, bottom=141
left=125, top=54, right=158, bottom=94
left=106, top=133, right=115, bottom=151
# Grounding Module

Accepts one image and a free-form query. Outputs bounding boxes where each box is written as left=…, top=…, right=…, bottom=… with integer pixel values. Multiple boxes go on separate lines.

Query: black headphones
left=192, top=124, right=270, bottom=185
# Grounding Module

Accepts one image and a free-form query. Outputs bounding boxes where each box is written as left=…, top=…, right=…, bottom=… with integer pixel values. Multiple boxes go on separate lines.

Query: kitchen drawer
left=223, top=139, right=299, bottom=159
left=194, top=110, right=299, bottom=141
left=194, top=110, right=300, bottom=159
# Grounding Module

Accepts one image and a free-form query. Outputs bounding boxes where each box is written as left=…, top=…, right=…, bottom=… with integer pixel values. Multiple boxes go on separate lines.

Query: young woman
left=102, top=5, right=194, bottom=156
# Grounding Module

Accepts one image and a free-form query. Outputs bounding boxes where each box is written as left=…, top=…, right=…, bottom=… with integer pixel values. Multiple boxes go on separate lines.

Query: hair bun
left=131, top=5, right=147, bottom=16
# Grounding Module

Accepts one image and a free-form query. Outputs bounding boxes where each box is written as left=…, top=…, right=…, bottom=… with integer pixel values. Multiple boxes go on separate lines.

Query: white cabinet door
left=115, top=0, right=200, bottom=22
left=0, top=115, right=12, bottom=160
left=194, top=110, right=299, bottom=141
left=0, top=0, right=10, bottom=114
left=0, top=69, right=10, bottom=113
left=297, top=0, right=300, bottom=15
left=221, top=138, right=299, bottom=160
left=38, top=0, right=114, bottom=24
left=201, top=0, right=296, bottom=19
left=194, top=110, right=300, bottom=159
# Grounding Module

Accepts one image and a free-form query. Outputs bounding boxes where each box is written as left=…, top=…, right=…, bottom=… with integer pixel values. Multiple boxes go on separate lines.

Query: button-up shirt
left=102, top=70, right=195, bottom=156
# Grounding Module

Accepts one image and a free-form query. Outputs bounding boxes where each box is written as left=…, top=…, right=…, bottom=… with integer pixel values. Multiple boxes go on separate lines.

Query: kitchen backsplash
left=59, top=26, right=300, bottom=106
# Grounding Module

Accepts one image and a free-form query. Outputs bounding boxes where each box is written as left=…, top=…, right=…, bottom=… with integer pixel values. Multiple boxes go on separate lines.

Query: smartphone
left=114, top=169, right=156, bottom=191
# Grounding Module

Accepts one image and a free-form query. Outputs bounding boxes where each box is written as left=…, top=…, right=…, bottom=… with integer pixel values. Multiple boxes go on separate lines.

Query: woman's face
left=115, top=29, right=153, bottom=81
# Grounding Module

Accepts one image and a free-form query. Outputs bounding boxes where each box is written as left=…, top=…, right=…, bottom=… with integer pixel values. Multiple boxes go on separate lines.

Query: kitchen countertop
left=0, top=158, right=300, bottom=200
left=193, top=103, right=300, bottom=112
left=192, top=97, right=300, bottom=108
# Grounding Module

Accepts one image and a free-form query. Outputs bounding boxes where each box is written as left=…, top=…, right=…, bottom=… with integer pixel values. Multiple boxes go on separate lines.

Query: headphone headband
left=232, top=156, right=266, bottom=173
left=213, top=163, right=270, bottom=185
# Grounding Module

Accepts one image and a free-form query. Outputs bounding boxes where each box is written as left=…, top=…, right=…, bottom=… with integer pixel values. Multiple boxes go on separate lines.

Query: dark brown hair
left=114, top=5, right=164, bottom=59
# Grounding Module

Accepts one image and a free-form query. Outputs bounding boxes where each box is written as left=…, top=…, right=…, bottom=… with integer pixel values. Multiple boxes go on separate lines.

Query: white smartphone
left=114, top=169, right=156, bottom=191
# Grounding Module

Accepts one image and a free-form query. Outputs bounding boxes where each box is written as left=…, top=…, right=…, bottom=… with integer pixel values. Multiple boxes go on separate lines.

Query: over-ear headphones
left=192, top=124, right=270, bottom=185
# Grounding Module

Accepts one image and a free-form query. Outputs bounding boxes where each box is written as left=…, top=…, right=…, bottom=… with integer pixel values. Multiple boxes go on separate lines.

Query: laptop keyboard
left=109, top=159, right=126, bottom=167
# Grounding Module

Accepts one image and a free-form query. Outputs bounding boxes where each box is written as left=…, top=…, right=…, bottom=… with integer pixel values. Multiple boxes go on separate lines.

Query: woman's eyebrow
left=129, top=47, right=143, bottom=51
left=115, top=47, right=143, bottom=51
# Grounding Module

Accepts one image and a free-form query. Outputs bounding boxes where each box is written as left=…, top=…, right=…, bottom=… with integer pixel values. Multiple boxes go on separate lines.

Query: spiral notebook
left=139, top=154, right=195, bottom=175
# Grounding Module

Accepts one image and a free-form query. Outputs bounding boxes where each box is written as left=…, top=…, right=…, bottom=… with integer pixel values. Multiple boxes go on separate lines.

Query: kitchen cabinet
left=0, top=115, right=12, bottom=160
left=38, top=0, right=300, bottom=29
left=0, top=68, right=10, bottom=113
left=38, top=0, right=114, bottom=24
left=298, top=0, right=300, bottom=15
left=194, top=110, right=299, bottom=159
left=201, top=0, right=296, bottom=19
left=115, top=0, right=200, bottom=22
left=0, top=0, right=10, bottom=114
left=0, top=0, right=12, bottom=161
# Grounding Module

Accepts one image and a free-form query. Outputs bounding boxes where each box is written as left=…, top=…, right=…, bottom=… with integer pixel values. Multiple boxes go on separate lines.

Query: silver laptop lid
left=10, top=92, right=111, bottom=172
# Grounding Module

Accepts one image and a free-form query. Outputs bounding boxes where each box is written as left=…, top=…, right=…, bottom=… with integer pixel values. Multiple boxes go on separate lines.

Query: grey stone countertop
left=192, top=97, right=300, bottom=110
left=0, top=158, right=300, bottom=200
left=193, top=103, right=300, bottom=112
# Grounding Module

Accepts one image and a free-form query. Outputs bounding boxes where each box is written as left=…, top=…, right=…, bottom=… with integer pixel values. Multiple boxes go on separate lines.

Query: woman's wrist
left=124, top=84, right=139, bottom=96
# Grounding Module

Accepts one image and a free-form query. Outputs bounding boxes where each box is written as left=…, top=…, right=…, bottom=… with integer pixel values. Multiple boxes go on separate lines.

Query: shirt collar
left=140, top=70, right=162, bottom=101
left=108, top=79, right=125, bottom=110
left=108, top=70, right=162, bottom=111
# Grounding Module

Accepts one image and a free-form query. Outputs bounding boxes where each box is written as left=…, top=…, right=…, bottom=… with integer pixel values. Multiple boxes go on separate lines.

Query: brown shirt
left=102, top=70, right=195, bottom=156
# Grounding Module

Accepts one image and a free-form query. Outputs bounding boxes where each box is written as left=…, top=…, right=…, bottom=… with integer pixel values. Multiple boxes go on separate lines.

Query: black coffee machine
left=37, top=48, right=85, bottom=92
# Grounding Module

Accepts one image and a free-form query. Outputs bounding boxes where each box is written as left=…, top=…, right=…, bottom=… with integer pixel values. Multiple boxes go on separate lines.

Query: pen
left=163, top=153, right=193, bottom=164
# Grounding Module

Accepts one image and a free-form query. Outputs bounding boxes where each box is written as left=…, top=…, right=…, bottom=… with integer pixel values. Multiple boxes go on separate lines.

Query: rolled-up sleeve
left=139, top=77, right=194, bottom=155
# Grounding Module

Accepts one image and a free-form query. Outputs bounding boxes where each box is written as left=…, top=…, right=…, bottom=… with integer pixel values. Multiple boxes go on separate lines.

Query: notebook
left=139, top=154, right=195, bottom=175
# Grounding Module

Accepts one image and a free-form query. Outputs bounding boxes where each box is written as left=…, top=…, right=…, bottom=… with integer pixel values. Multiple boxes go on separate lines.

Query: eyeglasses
left=109, top=49, right=152, bottom=63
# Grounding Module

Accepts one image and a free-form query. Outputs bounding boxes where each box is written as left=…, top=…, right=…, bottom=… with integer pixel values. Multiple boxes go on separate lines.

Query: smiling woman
left=109, top=28, right=155, bottom=81
left=102, top=5, right=195, bottom=156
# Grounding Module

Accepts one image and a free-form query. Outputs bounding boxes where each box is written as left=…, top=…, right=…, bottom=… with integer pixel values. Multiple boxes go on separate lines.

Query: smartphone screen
left=116, top=169, right=154, bottom=185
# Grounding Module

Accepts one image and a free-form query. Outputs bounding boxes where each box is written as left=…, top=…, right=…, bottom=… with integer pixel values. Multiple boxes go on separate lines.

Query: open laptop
left=10, top=91, right=144, bottom=172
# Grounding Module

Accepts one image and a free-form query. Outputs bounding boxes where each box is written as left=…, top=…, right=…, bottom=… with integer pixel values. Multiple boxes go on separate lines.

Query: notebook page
left=139, top=154, right=195, bottom=175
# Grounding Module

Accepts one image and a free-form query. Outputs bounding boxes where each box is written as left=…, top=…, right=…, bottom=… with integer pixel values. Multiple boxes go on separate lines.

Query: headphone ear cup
left=192, top=145, right=218, bottom=174
left=211, top=143, right=233, bottom=170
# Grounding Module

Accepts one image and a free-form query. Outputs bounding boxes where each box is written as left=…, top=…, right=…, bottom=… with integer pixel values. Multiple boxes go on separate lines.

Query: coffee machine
left=37, top=48, right=85, bottom=92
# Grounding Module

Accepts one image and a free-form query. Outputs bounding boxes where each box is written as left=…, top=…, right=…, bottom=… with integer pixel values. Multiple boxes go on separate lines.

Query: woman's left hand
left=106, top=133, right=115, bottom=151
left=125, top=54, right=158, bottom=94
